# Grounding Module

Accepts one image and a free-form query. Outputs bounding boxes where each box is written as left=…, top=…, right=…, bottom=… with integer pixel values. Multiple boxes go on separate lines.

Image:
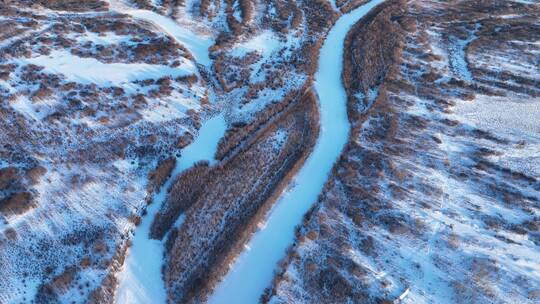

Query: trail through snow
left=208, top=1, right=385, bottom=303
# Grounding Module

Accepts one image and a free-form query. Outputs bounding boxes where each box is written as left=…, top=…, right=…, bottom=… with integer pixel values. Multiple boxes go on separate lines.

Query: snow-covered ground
left=208, top=1, right=385, bottom=303
left=0, top=1, right=216, bottom=302
left=452, top=95, right=540, bottom=177
left=17, top=50, right=196, bottom=87
left=3, top=0, right=537, bottom=303
left=231, top=31, right=281, bottom=58
left=107, top=0, right=215, bottom=67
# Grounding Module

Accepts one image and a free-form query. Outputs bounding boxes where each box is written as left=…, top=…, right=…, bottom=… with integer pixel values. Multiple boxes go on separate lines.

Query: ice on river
left=208, top=1, right=386, bottom=303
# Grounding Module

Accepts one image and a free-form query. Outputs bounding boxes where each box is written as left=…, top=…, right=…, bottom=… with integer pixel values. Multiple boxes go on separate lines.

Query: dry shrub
left=0, top=191, right=35, bottom=216
left=128, top=214, right=142, bottom=226
left=150, top=163, right=211, bottom=239
left=0, top=71, right=10, bottom=81
left=26, top=165, right=47, bottom=185
left=300, top=0, right=337, bottom=36
left=0, top=167, right=19, bottom=189
left=132, top=0, right=152, bottom=9
left=306, top=230, right=318, bottom=240
left=31, top=85, right=53, bottom=102
left=422, top=71, right=442, bottom=82
left=162, top=92, right=319, bottom=303
left=239, top=0, right=254, bottom=23
left=224, top=0, right=243, bottom=35
left=52, top=266, right=77, bottom=290
left=175, top=74, right=198, bottom=87
left=340, top=0, right=370, bottom=13
left=176, top=132, right=194, bottom=149
left=199, top=0, right=212, bottom=16
left=92, top=241, right=108, bottom=254
left=0, top=21, right=26, bottom=43
left=352, top=213, right=364, bottom=226
left=147, top=157, right=176, bottom=194
left=80, top=257, right=91, bottom=268
left=88, top=240, right=129, bottom=303
left=215, top=88, right=308, bottom=161
left=132, top=94, right=147, bottom=108
left=30, top=0, right=109, bottom=12
left=317, top=266, right=353, bottom=301
left=360, top=235, right=375, bottom=255
left=35, top=284, right=58, bottom=303
left=342, top=0, right=406, bottom=113
left=4, top=228, right=17, bottom=240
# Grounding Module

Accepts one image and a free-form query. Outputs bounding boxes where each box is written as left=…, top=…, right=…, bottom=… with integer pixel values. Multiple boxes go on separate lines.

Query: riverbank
left=207, top=1, right=386, bottom=303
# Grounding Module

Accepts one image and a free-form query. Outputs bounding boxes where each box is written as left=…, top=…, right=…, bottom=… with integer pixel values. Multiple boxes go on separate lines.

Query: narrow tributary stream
left=115, top=114, right=226, bottom=303
left=208, top=1, right=385, bottom=302
left=112, top=6, right=220, bottom=303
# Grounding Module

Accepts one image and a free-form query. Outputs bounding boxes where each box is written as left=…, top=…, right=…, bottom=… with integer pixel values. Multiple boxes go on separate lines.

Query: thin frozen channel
left=208, top=0, right=385, bottom=303
left=115, top=114, right=226, bottom=304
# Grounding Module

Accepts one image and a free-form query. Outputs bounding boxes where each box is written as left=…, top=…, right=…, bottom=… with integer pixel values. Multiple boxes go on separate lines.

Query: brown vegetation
left=150, top=162, right=211, bottom=239
left=0, top=167, right=19, bottom=190
left=338, top=0, right=370, bottom=13
left=147, top=157, right=176, bottom=194
left=0, top=191, right=35, bottom=216
left=88, top=241, right=129, bottom=304
left=0, top=3, right=208, bottom=303
left=215, top=87, right=308, bottom=161
left=161, top=90, right=319, bottom=303
left=266, top=1, right=540, bottom=303
left=13, top=0, right=109, bottom=12
left=342, top=0, right=405, bottom=123
left=26, top=165, right=47, bottom=185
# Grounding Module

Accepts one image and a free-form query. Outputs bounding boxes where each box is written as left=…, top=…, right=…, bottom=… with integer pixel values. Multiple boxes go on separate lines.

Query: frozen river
left=208, top=0, right=385, bottom=303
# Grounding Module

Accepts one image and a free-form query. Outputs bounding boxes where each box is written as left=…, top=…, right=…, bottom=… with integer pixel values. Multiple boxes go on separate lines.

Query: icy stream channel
left=112, top=4, right=221, bottom=303
left=115, top=114, right=226, bottom=303
left=208, top=0, right=385, bottom=303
